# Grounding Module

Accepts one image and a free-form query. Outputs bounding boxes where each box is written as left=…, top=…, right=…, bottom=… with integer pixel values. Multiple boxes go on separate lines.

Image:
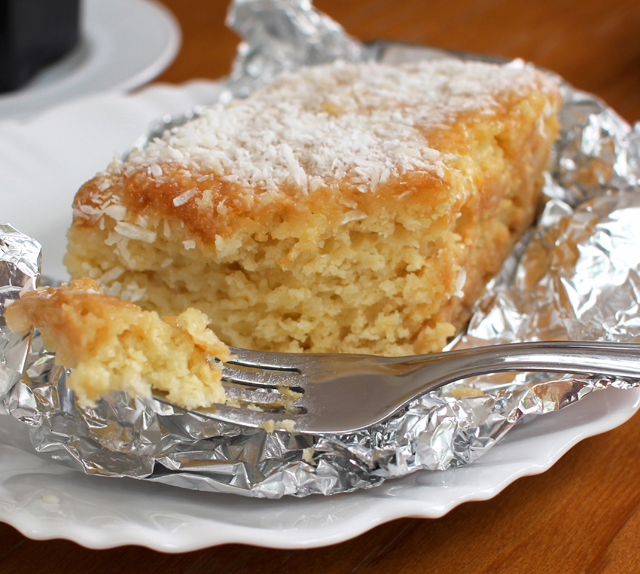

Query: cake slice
left=4, top=278, right=230, bottom=408
left=65, top=59, right=561, bottom=356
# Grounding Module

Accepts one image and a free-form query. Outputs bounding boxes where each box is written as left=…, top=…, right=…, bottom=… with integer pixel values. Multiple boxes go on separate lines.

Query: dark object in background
left=0, top=0, right=80, bottom=93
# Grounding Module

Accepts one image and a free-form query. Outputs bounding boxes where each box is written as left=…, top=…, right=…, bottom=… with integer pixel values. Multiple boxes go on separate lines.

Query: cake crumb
left=302, top=447, right=315, bottom=464
left=260, top=420, right=275, bottom=433
left=450, top=385, right=485, bottom=398
left=260, top=419, right=297, bottom=433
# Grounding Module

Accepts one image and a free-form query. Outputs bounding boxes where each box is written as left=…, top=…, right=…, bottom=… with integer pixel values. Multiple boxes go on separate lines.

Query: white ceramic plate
left=0, top=0, right=181, bottom=120
left=1, top=390, right=637, bottom=551
left=1, top=83, right=639, bottom=551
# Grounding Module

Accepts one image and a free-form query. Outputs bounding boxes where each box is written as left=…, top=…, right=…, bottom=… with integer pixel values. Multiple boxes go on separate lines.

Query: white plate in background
left=0, top=0, right=181, bottom=120
left=1, top=82, right=639, bottom=551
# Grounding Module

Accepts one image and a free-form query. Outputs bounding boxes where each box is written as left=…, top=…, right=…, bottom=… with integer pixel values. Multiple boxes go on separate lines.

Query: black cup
left=0, top=0, right=80, bottom=93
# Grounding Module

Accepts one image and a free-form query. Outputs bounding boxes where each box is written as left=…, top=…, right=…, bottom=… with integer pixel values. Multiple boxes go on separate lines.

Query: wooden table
left=3, top=0, right=640, bottom=571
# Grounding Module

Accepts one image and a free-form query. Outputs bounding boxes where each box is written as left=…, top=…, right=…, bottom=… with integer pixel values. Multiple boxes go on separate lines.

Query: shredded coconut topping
left=122, top=59, right=553, bottom=194
left=113, top=222, right=157, bottom=243
left=173, top=188, right=198, bottom=207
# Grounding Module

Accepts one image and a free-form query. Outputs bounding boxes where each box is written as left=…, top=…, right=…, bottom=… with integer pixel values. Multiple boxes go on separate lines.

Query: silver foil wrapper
left=224, top=0, right=372, bottom=100
left=2, top=1, right=640, bottom=498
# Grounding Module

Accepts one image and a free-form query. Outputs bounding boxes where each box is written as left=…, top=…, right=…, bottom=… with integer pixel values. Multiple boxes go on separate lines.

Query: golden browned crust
left=70, top=99, right=558, bottom=249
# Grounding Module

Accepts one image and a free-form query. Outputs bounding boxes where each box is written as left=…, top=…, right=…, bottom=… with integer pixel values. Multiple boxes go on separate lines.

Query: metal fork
left=187, top=341, right=640, bottom=435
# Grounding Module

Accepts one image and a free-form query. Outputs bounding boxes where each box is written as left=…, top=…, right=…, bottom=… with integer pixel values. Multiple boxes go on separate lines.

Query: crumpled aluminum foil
left=223, top=0, right=373, bottom=100
left=2, top=0, right=640, bottom=498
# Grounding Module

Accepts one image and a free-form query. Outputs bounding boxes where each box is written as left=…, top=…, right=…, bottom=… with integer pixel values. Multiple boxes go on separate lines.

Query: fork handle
left=399, top=341, right=640, bottom=398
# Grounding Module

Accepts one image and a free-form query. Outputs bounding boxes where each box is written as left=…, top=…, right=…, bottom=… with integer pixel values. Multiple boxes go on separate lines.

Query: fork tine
left=221, top=365, right=302, bottom=388
left=227, top=347, right=308, bottom=371
left=195, top=402, right=302, bottom=430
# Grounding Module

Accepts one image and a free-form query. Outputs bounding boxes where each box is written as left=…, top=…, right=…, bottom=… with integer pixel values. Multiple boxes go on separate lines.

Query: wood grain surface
left=2, top=0, right=640, bottom=572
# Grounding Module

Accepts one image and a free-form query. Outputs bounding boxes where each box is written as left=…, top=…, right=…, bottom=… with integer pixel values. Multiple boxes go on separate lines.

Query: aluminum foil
left=2, top=0, right=640, bottom=498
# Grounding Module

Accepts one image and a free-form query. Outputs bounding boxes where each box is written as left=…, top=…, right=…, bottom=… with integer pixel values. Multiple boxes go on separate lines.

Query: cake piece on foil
left=65, top=59, right=561, bottom=356
left=4, top=278, right=230, bottom=408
